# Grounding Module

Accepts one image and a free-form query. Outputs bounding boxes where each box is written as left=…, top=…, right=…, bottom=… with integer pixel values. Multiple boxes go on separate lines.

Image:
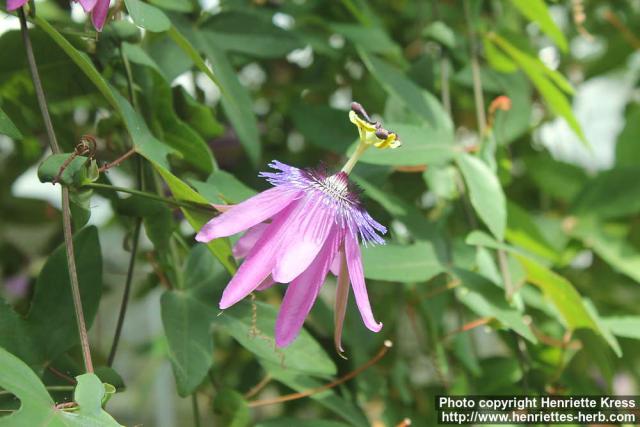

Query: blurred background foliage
left=1, top=0, right=640, bottom=425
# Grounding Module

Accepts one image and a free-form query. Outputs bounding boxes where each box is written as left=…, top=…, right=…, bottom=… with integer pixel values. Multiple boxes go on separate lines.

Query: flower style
left=7, top=0, right=110, bottom=31
left=196, top=103, right=400, bottom=352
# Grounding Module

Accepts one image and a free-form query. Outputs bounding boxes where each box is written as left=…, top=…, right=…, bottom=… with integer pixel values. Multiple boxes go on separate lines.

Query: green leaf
left=0, top=227, right=103, bottom=366
left=217, top=300, right=336, bottom=377
left=37, top=154, right=91, bottom=187
left=203, top=11, right=303, bottom=58
left=199, top=37, right=261, bottom=165
left=571, top=221, right=640, bottom=284
left=456, top=153, right=507, bottom=241
left=162, top=245, right=226, bottom=396
left=524, top=154, right=588, bottom=202
left=142, top=69, right=215, bottom=173
left=161, top=292, right=216, bottom=396
left=615, top=107, right=640, bottom=167
left=175, top=87, right=224, bottom=140
left=0, top=299, right=36, bottom=366
left=27, top=226, right=103, bottom=364
left=482, top=37, right=517, bottom=72
left=0, top=347, right=122, bottom=426
left=332, top=22, right=402, bottom=56
left=290, top=103, right=353, bottom=154
left=154, top=166, right=237, bottom=274
left=167, top=22, right=261, bottom=164
left=351, top=174, right=445, bottom=243
left=0, top=107, right=21, bottom=139
left=166, top=25, right=221, bottom=87
left=422, top=21, right=456, bottom=49
left=261, top=361, right=369, bottom=427
left=487, top=33, right=586, bottom=145
left=191, top=170, right=256, bottom=205
left=583, top=299, right=622, bottom=357
left=362, top=242, right=445, bottom=283
left=602, top=316, right=640, bottom=340
left=453, top=269, right=537, bottom=343
left=511, top=0, right=568, bottom=51
left=516, top=256, right=599, bottom=332
left=148, top=0, right=193, bottom=12
left=121, top=41, right=163, bottom=75
left=213, top=389, right=250, bottom=427
left=124, top=0, right=171, bottom=33
left=571, top=168, right=640, bottom=220
left=506, top=202, right=560, bottom=263
left=356, top=122, right=455, bottom=166
left=358, top=49, right=436, bottom=126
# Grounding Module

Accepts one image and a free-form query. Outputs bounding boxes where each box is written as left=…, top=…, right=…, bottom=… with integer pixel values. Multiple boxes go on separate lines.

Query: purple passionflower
left=196, top=103, right=400, bottom=352
left=7, top=0, right=110, bottom=31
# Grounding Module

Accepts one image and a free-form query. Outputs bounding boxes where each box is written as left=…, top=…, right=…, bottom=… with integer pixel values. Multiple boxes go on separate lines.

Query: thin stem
left=443, top=317, right=491, bottom=340
left=464, top=0, right=486, bottom=135
left=107, top=48, right=143, bottom=367
left=47, top=365, right=77, bottom=384
left=18, top=8, right=59, bottom=153
left=21, top=6, right=93, bottom=374
left=497, top=248, right=514, bottom=301
left=83, top=182, right=218, bottom=212
left=341, top=143, right=369, bottom=175
left=99, top=147, right=136, bottom=172
left=440, top=57, right=452, bottom=117
left=119, top=46, right=139, bottom=111
left=62, top=188, right=94, bottom=373
left=603, top=9, right=640, bottom=50
left=192, top=394, right=201, bottom=427
left=107, top=217, right=141, bottom=366
left=244, top=374, right=272, bottom=399
left=248, top=340, right=393, bottom=408
left=433, top=0, right=452, bottom=117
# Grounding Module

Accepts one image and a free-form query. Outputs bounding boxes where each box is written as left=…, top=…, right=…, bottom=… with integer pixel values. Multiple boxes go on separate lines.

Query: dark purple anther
left=351, top=102, right=375, bottom=124
left=375, top=129, right=389, bottom=139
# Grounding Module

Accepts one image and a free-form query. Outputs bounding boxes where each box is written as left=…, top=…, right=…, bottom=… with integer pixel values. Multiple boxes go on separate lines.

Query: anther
left=375, top=129, right=389, bottom=140
left=350, top=102, right=375, bottom=124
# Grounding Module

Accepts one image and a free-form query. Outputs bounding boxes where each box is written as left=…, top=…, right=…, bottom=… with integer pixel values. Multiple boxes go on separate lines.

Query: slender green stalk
left=464, top=0, right=487, bottom=135
left=19, top=8, right=59, bottom=153
left=19, top=6, right=93, bottom=374
left=108, top=47, right=143, bottom=367
left=107, top=214, right=141, bottom=366
left=341, top=142, right=369, bottom=175
left=83, top=182, right=217, bottom=212
left=192, top=394, right=201, bottom=427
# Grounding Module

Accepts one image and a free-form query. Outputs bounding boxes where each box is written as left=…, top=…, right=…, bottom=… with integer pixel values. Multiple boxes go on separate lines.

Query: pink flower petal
left=196, top=187, right=300, bottom=243
left=275, top=231, right=339, bottom=347
left=333, top=248, right=350, bottom=355
left=256, top=274, right=277, bottom=291
left=91, top=0, right=110, bottom=31
left=219, top=203, right=297, bottom=309
left=271, top=199, right=336, bottom=283
left=329, top=252, right=340, bottom=276
left=345, top=232, right=382, bottom=332
left=77, top=0, right=97, bottom=12
left=232, top=223, right=269, bottom=259
left=7, top=0, right=28, bottom=11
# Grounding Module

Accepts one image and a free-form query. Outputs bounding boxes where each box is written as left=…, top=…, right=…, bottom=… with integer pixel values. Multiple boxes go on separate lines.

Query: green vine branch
left=18, top=6, right=94, bottom=374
